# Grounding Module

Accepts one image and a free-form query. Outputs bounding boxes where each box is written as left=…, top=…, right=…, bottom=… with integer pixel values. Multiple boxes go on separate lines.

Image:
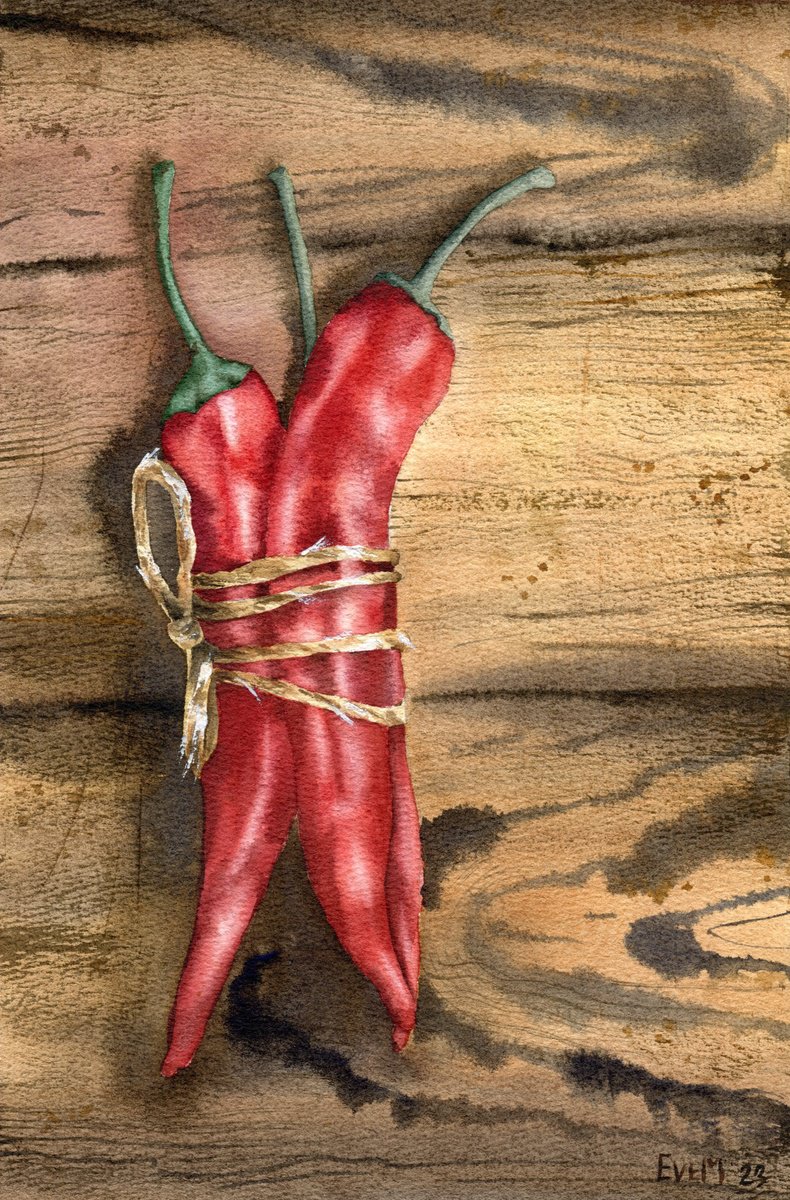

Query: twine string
left=131, top=450, right=408, bottom=777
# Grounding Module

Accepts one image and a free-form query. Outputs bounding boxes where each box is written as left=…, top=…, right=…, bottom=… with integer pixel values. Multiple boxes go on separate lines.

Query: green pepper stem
left=151, top=161, right=209, bottom=355
left=151, top=160, right=250, bottom=420
left=268, top=166, right=317, bottom=362
left=408, top=165, right=556, bottom=305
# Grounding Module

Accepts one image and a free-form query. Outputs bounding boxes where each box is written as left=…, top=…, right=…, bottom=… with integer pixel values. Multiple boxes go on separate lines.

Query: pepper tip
left=392, top=1025, right=412, bottom=1053
left=160, top=1049, right=192, bottom=1078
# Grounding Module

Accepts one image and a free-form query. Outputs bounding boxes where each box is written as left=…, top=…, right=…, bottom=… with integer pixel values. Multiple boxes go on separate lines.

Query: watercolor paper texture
left=1, top=1, right=788, bottom=1196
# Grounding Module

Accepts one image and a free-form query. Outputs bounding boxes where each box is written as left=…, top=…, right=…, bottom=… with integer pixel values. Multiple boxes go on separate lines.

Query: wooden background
left=1, top=1, right=788, bottom=1195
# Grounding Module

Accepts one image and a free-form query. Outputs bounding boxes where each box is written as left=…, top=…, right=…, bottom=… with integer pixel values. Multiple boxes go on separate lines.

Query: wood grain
left=0, top=2, right=788, bottom=1196
left=2, top=239, right=788, bottom=703
left=1, top=693, right=789, bottom=1197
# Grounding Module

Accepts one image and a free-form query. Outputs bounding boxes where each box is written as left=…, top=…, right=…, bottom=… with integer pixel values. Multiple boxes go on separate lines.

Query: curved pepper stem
left=378, top=164, right=556, bottom=338
left=152, top=160, right=250, bottom=419
left=410, top=166, right=555, bottom=302
left=268, top=166, right=318, bottom=362
left=152, top=161, right=206, bottom=355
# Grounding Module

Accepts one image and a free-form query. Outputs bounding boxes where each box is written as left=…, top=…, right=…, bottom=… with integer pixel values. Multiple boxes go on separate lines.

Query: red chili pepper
left=147, top=161, right=555, bottom=1074
left=147, top=163, right=295, bottom=1079
left=258, top=166, right=555, bottom=1050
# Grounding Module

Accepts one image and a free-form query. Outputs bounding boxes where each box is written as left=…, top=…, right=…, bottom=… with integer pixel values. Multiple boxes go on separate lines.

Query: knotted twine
left=132, top=450, right=411, bottom=777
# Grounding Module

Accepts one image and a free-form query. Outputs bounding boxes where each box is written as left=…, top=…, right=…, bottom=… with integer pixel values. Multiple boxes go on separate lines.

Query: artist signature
left=656, top=1155, right=769, bottom=1188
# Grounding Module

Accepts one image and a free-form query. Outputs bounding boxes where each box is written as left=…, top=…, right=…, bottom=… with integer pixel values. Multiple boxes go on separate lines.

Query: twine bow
left=131, top=450, right=410, bottom=777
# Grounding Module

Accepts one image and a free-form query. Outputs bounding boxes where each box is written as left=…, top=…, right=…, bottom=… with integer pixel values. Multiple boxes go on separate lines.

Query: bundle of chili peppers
left=133, top=158, right=555, bottom=1077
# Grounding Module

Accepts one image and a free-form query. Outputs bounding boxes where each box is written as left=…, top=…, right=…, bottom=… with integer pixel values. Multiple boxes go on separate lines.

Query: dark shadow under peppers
left=147, top=160, right=555, bottom=1075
